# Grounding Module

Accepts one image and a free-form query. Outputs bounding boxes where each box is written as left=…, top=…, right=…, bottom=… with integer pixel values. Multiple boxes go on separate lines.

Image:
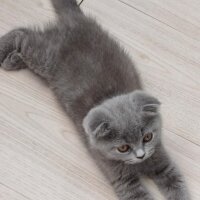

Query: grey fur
left=0, top=0, right=190, bottom=199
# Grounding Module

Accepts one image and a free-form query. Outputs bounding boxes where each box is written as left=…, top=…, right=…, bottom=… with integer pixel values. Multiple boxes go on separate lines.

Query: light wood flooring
left=0, top=0, right=199, bottom=199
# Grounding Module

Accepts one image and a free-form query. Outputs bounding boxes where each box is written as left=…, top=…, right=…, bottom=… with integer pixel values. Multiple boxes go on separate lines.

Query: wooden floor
left=0, top=0, right=199, bottom=199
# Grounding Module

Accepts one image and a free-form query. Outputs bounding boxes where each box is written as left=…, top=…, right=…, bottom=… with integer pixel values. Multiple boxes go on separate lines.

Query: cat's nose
left=135, top=149, right=145, bottom=159
left=136, top=154, right=145, bottom=159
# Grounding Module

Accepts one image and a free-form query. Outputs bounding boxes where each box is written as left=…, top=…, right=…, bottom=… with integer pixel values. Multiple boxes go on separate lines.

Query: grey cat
left=0, top=0, right=190, bottom=199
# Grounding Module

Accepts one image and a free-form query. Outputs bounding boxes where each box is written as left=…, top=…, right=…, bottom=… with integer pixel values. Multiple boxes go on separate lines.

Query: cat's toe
left=1, top=51, right=27, bottom=71
left=0, top=50, right=7, bottom=64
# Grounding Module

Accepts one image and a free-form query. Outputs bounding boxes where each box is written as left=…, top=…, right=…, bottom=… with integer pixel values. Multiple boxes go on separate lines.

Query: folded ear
left=83, top=107, right=112, bottom=139
left=131, top=90, right=161, bottom=117
left=142, top=103, right=160, bottom=116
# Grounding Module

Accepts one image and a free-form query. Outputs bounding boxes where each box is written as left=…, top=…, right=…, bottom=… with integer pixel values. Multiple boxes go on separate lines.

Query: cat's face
left=83, top=91, right=162, bottom=164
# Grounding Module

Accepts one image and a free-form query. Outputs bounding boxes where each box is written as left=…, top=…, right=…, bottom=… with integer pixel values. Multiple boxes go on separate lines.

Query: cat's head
left=83, top=90, right=162, bottom=164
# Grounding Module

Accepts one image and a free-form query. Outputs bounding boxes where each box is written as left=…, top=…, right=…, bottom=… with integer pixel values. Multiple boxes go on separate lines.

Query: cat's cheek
left=145, top=147, right=155, bottom=159
left=143, top=143, right=154, bottom=157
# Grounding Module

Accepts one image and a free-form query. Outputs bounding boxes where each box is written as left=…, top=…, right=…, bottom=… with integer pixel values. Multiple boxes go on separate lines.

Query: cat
left=0, top=0, right=190, bottom=199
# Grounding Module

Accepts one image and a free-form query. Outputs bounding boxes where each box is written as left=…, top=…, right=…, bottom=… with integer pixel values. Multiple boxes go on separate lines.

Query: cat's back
left=52, top=14, right=141, bottom=120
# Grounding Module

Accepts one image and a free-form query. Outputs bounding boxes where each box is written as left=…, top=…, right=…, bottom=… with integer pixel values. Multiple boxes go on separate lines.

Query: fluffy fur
left=0, top=0, right=190, bottom=199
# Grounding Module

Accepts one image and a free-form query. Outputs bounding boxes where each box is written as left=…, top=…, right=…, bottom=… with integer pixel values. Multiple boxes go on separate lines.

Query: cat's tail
left=51, top=0, right=81, bottom=19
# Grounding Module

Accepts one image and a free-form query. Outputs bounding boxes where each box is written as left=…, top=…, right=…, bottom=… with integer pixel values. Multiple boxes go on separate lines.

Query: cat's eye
left=117, top=145, right=130, bottom=153
left=143, top=133, right=153, bottom=143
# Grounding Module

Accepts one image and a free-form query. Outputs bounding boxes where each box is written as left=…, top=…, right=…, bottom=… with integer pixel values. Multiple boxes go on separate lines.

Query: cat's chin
left=104, top=156, right=147, bottom=165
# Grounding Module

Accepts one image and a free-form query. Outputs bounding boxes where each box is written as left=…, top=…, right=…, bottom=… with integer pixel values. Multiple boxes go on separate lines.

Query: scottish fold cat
left=0, top=0, right=190, bottom=199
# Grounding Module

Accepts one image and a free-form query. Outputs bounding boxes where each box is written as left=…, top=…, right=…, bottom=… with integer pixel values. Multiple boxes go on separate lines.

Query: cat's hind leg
left=0, top=28, right=27, bottom=66
left=1, top=50, right=27, bottom=71
left=0, top=27, right=57, bottom=81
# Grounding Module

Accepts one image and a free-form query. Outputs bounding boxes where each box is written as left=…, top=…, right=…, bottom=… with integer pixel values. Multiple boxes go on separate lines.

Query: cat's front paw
left=173, top=192, right=191, bottom=200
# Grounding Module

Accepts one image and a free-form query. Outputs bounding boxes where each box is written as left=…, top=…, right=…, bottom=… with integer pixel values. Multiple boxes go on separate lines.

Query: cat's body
left=0, top=0, right=190, bottom=200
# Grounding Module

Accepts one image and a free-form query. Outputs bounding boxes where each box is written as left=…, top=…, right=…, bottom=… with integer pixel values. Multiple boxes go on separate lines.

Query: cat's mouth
left=124, top=158, right=145, bottom=164
left=124, top=150, right=155, bottom=164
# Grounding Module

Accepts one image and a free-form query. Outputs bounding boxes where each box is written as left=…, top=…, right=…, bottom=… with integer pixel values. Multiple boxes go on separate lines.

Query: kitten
left=0, top=0, right=190, bottom=199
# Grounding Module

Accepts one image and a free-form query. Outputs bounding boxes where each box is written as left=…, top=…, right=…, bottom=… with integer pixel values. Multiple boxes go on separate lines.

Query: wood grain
left=0, top=0, right=199, bottom=199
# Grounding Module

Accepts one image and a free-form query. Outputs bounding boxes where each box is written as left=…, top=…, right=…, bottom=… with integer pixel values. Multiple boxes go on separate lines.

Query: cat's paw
left=0, top=29, right=26, bottom=65
left=1, top=51, right=27, bottom=71
left=0, top=49, right=6, bottom=64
